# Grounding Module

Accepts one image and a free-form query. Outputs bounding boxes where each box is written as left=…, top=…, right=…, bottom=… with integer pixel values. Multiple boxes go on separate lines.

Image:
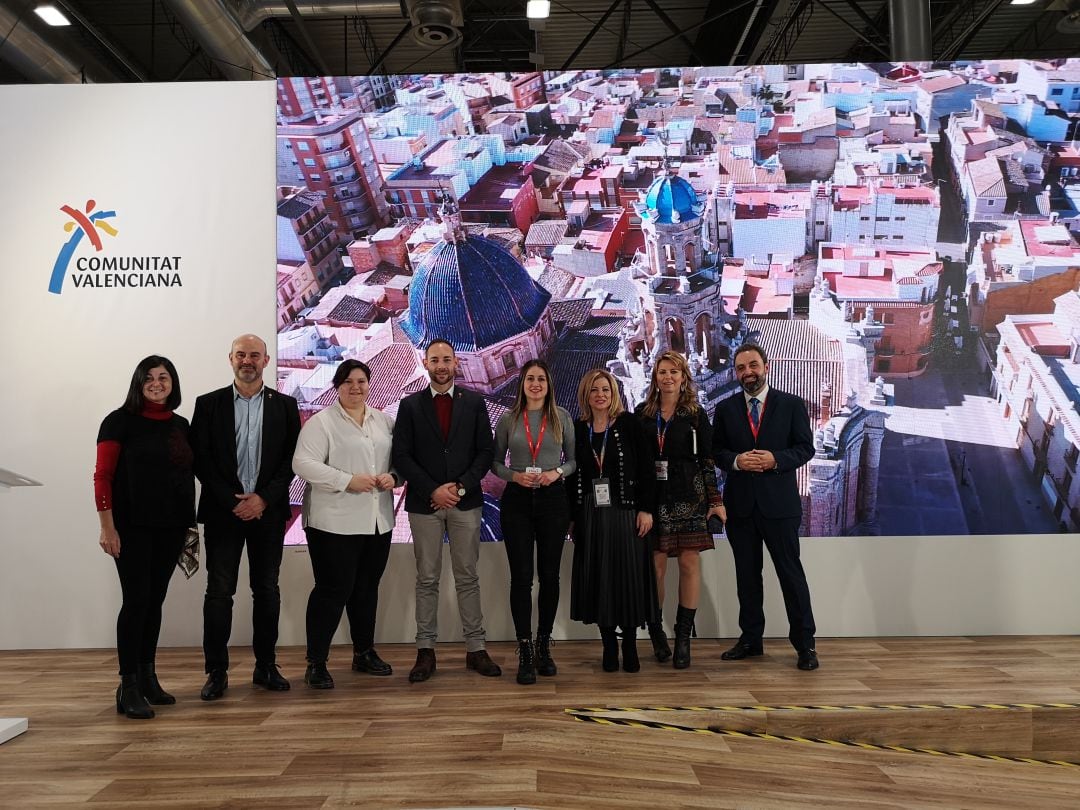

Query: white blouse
left=292, top=401, right=398, bottom=536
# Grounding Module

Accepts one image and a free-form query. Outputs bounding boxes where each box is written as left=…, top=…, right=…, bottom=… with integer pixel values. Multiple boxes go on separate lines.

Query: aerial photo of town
left=275, top=59, right=1080, bottom=542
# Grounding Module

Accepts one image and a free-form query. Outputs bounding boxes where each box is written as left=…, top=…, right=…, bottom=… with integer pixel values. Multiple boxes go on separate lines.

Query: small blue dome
left=640, top=173, right=703, bottom=224
left=401, top=235, right=551, bottom=352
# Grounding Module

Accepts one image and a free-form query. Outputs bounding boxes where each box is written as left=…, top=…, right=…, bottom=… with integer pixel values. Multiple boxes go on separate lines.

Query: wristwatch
left=555, top=466, right=565, bottom=478
left=456, top=483, right=466, bottom=497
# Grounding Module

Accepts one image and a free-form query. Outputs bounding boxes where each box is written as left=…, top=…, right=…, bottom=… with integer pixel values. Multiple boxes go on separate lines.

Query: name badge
left=655, top=460, right=669, bottom=481
left=525, top=466, right=542, bottom=476
left=593, top=478, right=612, bottom=506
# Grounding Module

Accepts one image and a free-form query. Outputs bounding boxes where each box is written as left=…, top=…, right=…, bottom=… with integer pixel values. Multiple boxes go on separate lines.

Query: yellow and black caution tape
left=566, top=701, right=1080, bottom=713
left=564, top=705, right=1080, bottom=769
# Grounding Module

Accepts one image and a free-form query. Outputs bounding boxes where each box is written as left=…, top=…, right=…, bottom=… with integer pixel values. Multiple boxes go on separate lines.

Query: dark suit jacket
left=711, top=387, right=814, bottom=520
left=190, top=384, right=301, bottom=526
left=391, top=386, right=494, bottom=514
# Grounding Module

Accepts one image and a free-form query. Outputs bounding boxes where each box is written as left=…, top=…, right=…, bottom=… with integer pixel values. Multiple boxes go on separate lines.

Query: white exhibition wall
left=0, top=80, right=1077, bottom=654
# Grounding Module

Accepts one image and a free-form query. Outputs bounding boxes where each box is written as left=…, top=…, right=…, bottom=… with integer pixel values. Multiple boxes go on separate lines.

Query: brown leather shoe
left=408, top=648, right=437, bottom=683
left=465, top=649, right=502, bottom=677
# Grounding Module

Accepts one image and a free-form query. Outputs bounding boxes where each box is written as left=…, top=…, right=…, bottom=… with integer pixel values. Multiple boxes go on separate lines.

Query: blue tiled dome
left=640, top=173, right=703, bottom=224
left=401, top=235, right=551, bottom=352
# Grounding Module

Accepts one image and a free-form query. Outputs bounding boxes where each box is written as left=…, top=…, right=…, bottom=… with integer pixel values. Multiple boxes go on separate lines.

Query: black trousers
left=202, top=515, right=286, bottom=672
left=500, top=483, right=571, bottom=639
left=114, top=524, right=186, bottom=676
left=305, top=526, right=392, bottom=664
left=725, top=509, right=816, bottom=652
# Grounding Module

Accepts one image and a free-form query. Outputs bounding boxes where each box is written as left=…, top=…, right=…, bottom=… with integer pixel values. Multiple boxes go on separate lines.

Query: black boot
left=621, top=628, right=640, bottom=673
left=137, top=663, right=175, bottom=705
left=647, top=617, right=672, bottom=663
left=534, top=633, right=557, bottom=676
left=673, top=605, right=696, bottom=669
left=516, top=638, right=536, bottom=685
left=115, top=674, right=154, bottom=719
left=600, top=627, right=619, bottom=672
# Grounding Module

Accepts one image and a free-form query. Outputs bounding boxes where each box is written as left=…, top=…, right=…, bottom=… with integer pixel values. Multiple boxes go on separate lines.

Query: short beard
left=740, top=376, right=765, bottom=395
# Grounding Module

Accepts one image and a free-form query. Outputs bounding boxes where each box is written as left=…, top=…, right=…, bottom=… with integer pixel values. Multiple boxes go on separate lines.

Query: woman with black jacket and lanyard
left=636, top=351, right=725, bottom=669
left=567, top=369, right=657, bottom=673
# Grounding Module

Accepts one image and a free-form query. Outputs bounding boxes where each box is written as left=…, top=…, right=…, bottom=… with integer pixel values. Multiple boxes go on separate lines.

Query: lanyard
left=523, top=411, right=548, bottom=465
left=588, top=423, right=609, bottom=474
left=655, top=411, right=673, bottom=456
left=747, top=396, right=764, bottom=441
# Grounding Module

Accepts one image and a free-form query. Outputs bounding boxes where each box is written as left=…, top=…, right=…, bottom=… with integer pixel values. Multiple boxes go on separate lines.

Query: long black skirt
left=570, top=497, right=659, bottom=629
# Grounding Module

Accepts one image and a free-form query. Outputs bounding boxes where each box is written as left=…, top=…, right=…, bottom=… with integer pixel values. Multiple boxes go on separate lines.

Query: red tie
left=434, top=393, right=452, bottom=440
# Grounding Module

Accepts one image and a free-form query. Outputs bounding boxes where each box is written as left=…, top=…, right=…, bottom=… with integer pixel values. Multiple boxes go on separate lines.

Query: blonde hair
left=576, top=369, right=625, bottom=421
left=641, top=351, right=699, bottom=417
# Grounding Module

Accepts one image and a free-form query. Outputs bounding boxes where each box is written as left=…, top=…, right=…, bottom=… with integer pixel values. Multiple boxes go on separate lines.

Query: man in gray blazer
left=392, top=339, right=500, bottom=682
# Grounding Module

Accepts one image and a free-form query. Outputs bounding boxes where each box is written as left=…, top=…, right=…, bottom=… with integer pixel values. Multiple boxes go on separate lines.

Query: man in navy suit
left=191, top=334, right=301, bottom=699
left=392, top=339, right=500, bottom=682
left=711, top=343, right=819, bottom=670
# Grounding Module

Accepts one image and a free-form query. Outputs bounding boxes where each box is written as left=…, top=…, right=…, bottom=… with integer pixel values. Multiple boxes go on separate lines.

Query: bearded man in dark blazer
left=190, top=334, right=300, bottom=699
left=711, top=343, right=819, bottom=671
left=391, top=339, right=500, bottom=683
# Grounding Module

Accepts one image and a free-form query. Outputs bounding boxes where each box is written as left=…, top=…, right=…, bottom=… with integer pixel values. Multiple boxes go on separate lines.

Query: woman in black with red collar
left=94, top=355, right=195, bottom=719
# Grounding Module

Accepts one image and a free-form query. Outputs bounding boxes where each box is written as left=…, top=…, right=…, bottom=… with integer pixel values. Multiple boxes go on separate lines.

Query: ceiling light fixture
left=33, top=3, right=71, bottom=26
left=527, top=0, right=551, bottom=19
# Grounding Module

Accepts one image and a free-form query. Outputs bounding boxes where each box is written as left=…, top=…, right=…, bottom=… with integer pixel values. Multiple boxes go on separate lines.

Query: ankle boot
left=673, top=605, right=696, bottom=669
left=599, top=627, right=619, bottom=672
left=138, top=663, right=175, bottom=705
left=647, top=616, right=672, bottom=663
left=621, top=628, right=640, bottom=673
left=534, top=633, right=557, bottom=676
left=516, top=638, right=537, bottom=685
left=115, top=674, right=154, bottom=719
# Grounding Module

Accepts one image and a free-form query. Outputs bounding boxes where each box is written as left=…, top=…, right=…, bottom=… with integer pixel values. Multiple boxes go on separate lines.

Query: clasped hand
left=737, top=449, right=776, bottom=473
left=512, top=469, right=561, bottom=488
left=347, top=473, right=396, bottom=493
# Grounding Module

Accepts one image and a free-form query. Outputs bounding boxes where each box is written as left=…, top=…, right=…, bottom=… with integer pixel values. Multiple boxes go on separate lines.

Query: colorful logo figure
left=48, top=199, right=118, bottom=294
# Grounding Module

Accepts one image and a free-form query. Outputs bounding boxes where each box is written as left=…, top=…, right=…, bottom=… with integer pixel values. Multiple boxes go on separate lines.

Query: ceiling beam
left=640, top=0, right=709, bottom=66
left=816, top=0, right=891, bottom=60
left=603, top=0, right=764, bottom=69
left=936, top=0, right=1008, bottom=60
left=281, top=0, right=332, bottom=75
left=561, top=0, right=623, bottom=70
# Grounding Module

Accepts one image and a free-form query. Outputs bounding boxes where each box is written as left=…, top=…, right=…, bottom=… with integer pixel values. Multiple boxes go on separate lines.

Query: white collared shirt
left=733, top=382, right=770, bottom=471
left=292, top=401, right=397, bottom=535
left=743, top=382, right=770, bottom=413
left=430, top=384, right=456, bottom=398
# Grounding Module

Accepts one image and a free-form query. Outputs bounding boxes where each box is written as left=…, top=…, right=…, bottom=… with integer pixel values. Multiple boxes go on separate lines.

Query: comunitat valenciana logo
left=48, top=199, right=183, bottom=294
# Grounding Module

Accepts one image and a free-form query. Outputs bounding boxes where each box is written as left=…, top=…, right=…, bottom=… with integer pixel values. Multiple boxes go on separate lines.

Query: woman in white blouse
left=292, top=359, right=398, bottom=689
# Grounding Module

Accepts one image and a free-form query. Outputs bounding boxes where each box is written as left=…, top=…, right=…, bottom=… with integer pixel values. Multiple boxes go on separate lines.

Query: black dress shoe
left=797, top=649, right=820, bottom=671
left=465, top=649, right=502, bottom=677
left=200, top=669, right=228, bottom=701
left=253, top=662, right=291, bottom=691
left=720, top=640, right=764, bottom=661
left=304, top=662, right=335, bottom=689
left=352, top=648, right=393, bottom=676
left=408, top=648, right=437, bottom=683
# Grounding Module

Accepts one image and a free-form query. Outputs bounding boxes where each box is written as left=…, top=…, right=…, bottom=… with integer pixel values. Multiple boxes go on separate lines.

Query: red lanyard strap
left=588, top=423, right=609, bottom=474
left=523, top=411, right=547, bottom=465
left=656, top=411, right=672, bottom=456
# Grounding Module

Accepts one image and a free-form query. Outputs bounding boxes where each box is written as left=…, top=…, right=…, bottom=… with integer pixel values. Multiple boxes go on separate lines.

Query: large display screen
left=276, top=61, right=1080, bottom=543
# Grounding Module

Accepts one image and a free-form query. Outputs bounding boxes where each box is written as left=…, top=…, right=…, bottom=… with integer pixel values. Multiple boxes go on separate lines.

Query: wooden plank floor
left=2, top=637, right=1080, bottom=808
